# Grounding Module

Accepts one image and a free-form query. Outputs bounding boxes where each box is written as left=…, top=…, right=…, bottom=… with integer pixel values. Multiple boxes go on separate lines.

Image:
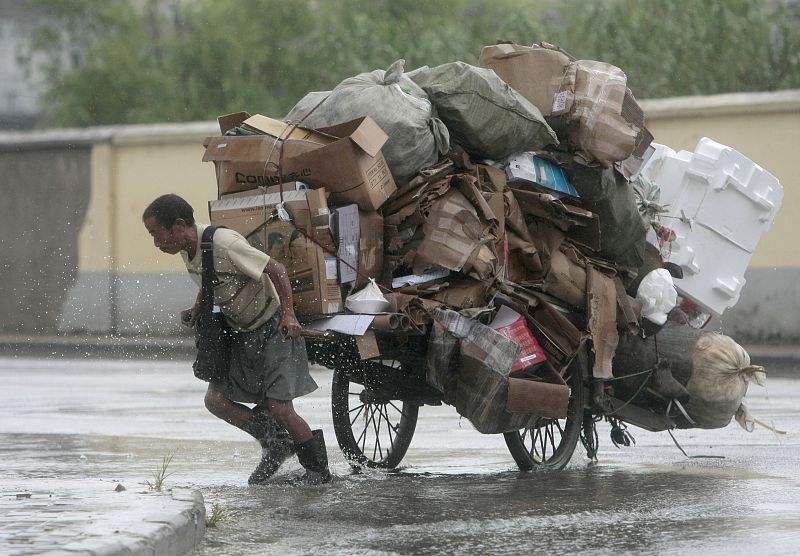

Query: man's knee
left=267, top=400, right=296, bottom=422
left=204, top=387, right=227, bottom=416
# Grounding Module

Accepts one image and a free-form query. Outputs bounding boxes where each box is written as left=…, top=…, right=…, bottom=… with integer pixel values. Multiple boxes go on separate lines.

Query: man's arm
left=264, top=258, right=301, bottom=338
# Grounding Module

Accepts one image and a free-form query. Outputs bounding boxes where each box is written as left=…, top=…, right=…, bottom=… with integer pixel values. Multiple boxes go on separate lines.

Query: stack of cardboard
left=199, top=42, right=779, bottom=435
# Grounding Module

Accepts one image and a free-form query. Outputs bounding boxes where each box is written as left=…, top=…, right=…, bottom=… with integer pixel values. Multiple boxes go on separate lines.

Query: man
left=142, top=193, right=331, bottom=484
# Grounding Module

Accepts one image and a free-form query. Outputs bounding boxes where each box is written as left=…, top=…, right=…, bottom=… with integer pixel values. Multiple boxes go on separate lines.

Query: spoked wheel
left=504, top=350, right=588, bottom=471
left=331, top=359, right=419, bottom=469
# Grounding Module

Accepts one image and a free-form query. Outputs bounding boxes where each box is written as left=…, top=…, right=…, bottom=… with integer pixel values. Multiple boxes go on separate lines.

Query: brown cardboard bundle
left=587, top=265, right=619, bottom=379
left=203, top=114, right=397, bottom=210
left=549, top=60, right=652, bottom=165
left=411, top=188, right=498, bottom=280
left=384, top=172, right=501, bottom=282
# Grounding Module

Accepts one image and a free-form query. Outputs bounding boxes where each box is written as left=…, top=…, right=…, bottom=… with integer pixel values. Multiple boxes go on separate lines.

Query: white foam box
left=638, top=137, right=783, bottom=316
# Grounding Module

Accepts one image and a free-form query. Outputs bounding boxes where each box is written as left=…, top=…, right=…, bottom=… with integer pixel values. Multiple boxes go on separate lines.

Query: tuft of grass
left=145, top=454, right=175, bottom=492
left=205, top=503, right=226, bottom=527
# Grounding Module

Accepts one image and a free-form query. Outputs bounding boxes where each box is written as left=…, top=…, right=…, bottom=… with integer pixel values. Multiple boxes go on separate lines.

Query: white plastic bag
left=636, top=268, right=678, bottom=325
left=345, top=279, right=389, bottom=314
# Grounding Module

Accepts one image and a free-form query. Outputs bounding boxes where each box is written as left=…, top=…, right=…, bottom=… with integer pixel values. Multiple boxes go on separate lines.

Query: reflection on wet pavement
left=2, top=358, right=799, bottom=555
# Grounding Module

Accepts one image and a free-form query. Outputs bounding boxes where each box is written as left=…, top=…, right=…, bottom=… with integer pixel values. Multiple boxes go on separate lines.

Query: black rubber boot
left=294, top=429, right=332, bottom=485
left=240, top=407, right=295, bottom=485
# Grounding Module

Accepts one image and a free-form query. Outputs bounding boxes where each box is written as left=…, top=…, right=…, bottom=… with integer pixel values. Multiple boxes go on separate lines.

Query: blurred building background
left=0, top=0, right=43, bottom=129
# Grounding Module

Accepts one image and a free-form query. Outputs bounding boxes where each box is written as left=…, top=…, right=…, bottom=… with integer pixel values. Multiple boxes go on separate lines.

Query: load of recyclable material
left=199, top=40, right=782, bottom=436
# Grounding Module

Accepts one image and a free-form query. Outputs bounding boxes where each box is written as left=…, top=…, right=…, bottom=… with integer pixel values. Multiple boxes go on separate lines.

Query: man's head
left=142, top=194, right=196, bottom=255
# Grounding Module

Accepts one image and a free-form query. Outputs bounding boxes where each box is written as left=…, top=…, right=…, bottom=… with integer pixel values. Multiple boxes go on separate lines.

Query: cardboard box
left=478, top=42, right=573, bottom=116
left=203, top=134, right=318, bottom=195
left=203, top=115, right=397, bottom=210
left=219, top=181, right=307, bottom=199
left=332, top=205, right=384, bottom=286
left=208, top=189, right=342, bottom=316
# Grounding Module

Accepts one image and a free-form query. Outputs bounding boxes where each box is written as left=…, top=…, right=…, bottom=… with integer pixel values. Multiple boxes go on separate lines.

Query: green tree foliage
left=21, top=0, right=800, bottom=127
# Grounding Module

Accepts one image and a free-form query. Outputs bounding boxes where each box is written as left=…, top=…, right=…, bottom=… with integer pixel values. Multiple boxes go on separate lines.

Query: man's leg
left=268, top=399, right=331, bottom=484
left=204, top=384, right=252, bottom=426
left=205, top=385, right=294, bottom=484
left=265, top=399, right=313, bottom=444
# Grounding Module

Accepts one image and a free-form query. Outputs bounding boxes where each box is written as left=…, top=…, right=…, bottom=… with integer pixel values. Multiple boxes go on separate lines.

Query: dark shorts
left=212, top=311, right=318, bottom=403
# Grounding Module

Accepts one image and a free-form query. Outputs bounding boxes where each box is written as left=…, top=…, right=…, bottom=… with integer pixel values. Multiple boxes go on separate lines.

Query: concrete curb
left=122, top=489, right=207, bottom=556
left=2, top=485, right=206, bottom=556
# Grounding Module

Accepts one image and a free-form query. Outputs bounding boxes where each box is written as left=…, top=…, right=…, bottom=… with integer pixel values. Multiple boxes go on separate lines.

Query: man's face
left=144, top=217, right=185, bottom=255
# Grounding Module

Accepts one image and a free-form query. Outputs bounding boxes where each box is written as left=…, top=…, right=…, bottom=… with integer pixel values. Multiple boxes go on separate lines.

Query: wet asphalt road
left=2, top=357, right=799, bottom=555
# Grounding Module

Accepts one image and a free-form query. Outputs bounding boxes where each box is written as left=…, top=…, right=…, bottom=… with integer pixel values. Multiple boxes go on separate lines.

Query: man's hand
left=279, top=311, right=302, bottom=340
left=265, top=258, right=302, bottom=340
left=181, top=300, right=202, bottom=328
left=180, top=307, right=197, bottom=328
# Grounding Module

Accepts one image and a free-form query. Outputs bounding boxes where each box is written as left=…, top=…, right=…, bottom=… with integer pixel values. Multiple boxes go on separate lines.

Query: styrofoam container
left=639, top=137, right=783, bottom=316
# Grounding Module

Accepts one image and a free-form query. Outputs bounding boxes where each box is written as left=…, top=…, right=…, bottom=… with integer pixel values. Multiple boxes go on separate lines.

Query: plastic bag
left=285, top=59, right=450, bottom=186
left=685, top=333, right=766, bottom=429
left=408, top=61, right=557, bottom=159
left=636, top=268, right=678, bottom=325
left=345, top=279, right=389, bottom=314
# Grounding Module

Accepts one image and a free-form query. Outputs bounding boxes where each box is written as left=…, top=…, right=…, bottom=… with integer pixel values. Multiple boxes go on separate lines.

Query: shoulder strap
left=199, top=226, right=220, bottom=313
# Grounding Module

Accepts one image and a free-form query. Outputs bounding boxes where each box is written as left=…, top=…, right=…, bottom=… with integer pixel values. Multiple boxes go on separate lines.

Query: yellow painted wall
left=78, top=123, right=218, bottom=274
left=641, top=91, right=799, bottom=268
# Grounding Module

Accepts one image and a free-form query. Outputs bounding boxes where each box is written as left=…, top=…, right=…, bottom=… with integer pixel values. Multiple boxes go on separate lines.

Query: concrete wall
left=0, top=90, right=798, bottom=342
left=0, top=144, right=90, bottom=333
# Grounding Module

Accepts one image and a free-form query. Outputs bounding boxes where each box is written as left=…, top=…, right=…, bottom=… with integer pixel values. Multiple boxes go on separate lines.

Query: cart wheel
left=331, top=359, right=419, bottom=469
left=503, top=350, right=588, bottom=471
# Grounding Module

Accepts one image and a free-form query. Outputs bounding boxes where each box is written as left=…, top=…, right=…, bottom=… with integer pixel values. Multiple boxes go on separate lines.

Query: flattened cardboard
left=542, top=248, right=587, bottom=308
left=357, top=210, right=384, bottom=285
left=528, top=299, right=582, bottom=369
left=429, top=277, right=489, bottom=309
left=586, top=265, right=619, bottom=379
left=510, top=188, right=600, bottom=253
left=506, top=377, right=569, bottom=418
left=413, top=188, right=497, bottom=280
left=356, top=330, right=381, bottom=359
